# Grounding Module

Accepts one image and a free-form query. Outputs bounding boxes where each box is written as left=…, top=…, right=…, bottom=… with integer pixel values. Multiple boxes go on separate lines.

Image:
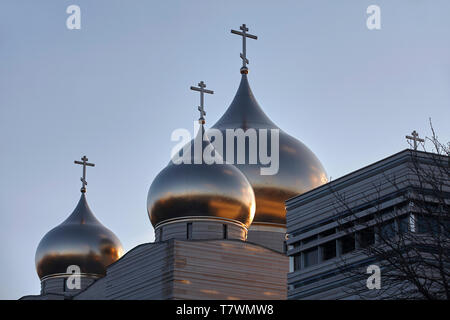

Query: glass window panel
left=380, top=220, right=396, bottom=239
left=341, top=234, right=355, bottom=254
left=304, top=247, right=318, bottom=267
left=294, top=254, right=301, bottom=271
left=322, top=241, right=336, bottom=261
left=359, top=228, right=375, bottom=248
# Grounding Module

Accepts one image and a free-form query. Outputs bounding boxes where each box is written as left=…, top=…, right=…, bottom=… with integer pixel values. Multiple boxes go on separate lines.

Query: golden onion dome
left=35, top=194, right=124, bottom=280
left=147, top=124, right=256, bottom=229
left=211, top=74, right=328, bottom=227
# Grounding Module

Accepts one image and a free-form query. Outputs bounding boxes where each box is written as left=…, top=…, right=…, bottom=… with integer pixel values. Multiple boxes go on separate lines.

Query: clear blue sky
left=0, top=0, right=449, bottom=299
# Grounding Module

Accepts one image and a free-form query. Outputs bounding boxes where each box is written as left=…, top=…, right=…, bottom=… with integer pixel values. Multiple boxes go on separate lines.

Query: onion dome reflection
left=35, top=157, right=123, bottom=280
left=212, top=74, right=327, bottom=227
left=147, top=81, right=256, bottom=232
left=211, top=24, right=327, bottom=227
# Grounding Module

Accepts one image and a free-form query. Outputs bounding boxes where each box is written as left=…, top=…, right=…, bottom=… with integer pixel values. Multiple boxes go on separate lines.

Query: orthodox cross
left=74, top=155, right=95, bottom=193
left=406, top=130, right=424, bottom=150
left=231, top=24, right=257, bottom=73
left=190, top=81, right=214, bottom=124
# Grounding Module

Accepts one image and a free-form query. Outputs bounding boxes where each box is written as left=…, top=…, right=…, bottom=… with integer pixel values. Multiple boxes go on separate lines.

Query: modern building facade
left=286, top=149, right=449, bottom=299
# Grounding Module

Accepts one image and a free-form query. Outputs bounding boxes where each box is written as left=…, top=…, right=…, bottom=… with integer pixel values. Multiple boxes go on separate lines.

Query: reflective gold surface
left=211, top=74, right=328, bottom=226
left=35, top=194, right=124, bottom=279
left=147, top=125, right=256, bottom=228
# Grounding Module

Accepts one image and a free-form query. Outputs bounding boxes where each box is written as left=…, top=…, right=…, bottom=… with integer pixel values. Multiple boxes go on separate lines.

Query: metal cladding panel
left=172, top=239, right=288, bottom=300
left=104, top=242, right=174, bottom=300
left=68, top=239, right=288, bottom=300
left=247, top=230, right=286, bottom=253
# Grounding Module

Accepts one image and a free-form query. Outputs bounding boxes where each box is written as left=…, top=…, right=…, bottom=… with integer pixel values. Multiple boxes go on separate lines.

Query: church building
left=21, top=25, right=328, bottom=300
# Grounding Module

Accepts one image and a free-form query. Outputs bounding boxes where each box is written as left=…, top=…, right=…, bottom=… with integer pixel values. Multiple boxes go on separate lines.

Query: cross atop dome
left=74, top=155, right=95, bottom=193
left=190, top=81, right=214, bottom=124
left=231, top=24, right=257, bottom=74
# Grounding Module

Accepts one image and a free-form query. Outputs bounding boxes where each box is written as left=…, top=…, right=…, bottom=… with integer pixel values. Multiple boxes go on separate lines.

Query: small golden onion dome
left=147, top=125, right=256, bottom=229
left=35, top=194, right=124, bottom=280
left=211, top=74, right=328, bottom=227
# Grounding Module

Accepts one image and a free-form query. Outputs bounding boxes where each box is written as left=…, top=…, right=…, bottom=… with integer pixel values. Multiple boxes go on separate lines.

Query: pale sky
left=0, top=0, right=449, bottom=299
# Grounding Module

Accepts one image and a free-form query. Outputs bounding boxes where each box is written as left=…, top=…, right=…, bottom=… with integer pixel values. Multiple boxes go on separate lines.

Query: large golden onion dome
left=211, top=74, right=328, bottom=227
left=35, top=194, right=124, bottom=280
left=147, top=124, right=256, bottom=229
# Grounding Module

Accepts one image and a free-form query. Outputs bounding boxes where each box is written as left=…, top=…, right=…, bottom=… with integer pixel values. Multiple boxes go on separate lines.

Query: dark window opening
left=423, top=203, right=441, bottom=213
left=341, top=234, right=355, bottom=254
left=187, top=222, right=192, bottom=239
left=293, top=254, right=301, bottom=271
left=322, top=240, right=336, bottom=261
left=304, top=247, right=319, bottom=267
left=380, top=220, right=396, bottom=239
left=223, top=224, right=228, bottom=239
left=359, top=228, right=375, bottom=248
left=338, top=221, right=354, bottom=232
left=443, top=219, right=450, bottom=236
left=398, top=215, right=409, bottom=233
left=417, top=216, right=440, bottom=234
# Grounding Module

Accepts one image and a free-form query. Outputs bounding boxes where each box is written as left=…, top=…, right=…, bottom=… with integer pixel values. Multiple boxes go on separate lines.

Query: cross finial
left=74, top=155, right=95, bottom=193
left=190, top=81, right=214, bottom=124
left=231, top=24, right=258, bottom=74
left=406, top=130, right=425, bottom=150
